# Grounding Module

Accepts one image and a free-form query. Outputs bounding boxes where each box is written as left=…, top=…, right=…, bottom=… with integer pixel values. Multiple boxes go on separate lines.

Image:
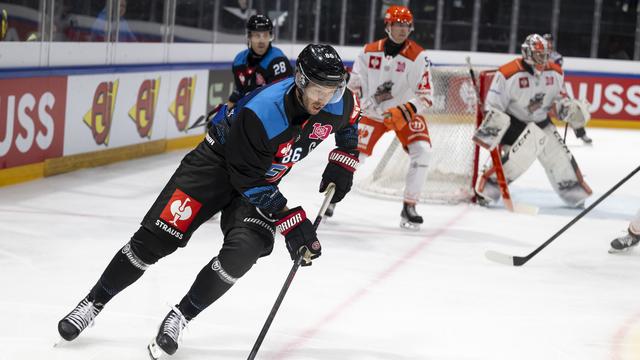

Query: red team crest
left=396, top=61, right=406, bottom=72
left=369, top=56, right=381, bottom=69
left=276, top=141, right=293, bottom=157
left=519, top=77, right=530, bottom=88
left=159, top=189, right=202, bottom=232
left=309, top=123, right=333, bottom=140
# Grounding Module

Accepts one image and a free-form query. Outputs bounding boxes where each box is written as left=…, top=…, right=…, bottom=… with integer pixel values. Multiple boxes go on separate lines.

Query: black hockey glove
left=319, top=148, right=359, bottom=203
left=275, top=207, right=321, bottom=266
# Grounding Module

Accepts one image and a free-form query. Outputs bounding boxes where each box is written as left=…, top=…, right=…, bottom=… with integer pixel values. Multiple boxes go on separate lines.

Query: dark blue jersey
left=229, top=45, right=293, bottom=103
left=207, top=77, right=360, bottom=214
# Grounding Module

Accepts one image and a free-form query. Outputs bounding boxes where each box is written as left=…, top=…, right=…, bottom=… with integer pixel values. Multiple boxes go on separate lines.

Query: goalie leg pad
left=404, top=141, right=432, bottom=203
left=501, top=122, right=548, bottom=181
left=537, top=126, right=592, bottom=206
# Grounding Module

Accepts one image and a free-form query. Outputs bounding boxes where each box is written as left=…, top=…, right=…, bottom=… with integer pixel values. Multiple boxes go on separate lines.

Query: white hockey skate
left=148, top=307, right=189, bottom=359
left=609, top=232, right=640, bottom=254
left=400, top=203, right=423, bottom=230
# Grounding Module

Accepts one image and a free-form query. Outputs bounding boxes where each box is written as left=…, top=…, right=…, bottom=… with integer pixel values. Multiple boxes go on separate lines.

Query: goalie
left=474, top=34, right=592, bottom=208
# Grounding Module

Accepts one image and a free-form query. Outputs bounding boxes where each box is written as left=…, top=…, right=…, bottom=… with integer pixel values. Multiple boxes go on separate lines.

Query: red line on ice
left=270, top=207, right=471, bottom=359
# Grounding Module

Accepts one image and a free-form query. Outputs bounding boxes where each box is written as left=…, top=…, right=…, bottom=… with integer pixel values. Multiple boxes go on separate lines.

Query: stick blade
left=485, top=250, right=516, bottom=266
left=513, top=202, right=539, bottom=215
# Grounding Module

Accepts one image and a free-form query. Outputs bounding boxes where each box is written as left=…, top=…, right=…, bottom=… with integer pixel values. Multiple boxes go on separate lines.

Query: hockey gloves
left=275, top=207, right=321, bottom=266
left=383, top=102, right=417, bottom=131
left=320, top=148, right=359, bottom=203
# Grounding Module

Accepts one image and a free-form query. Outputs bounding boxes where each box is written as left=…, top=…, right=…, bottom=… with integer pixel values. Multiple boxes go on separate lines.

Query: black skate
left=609, top=231, right=640, bottom=254
left=57, top=296, right=103, bottom=341
left=148, top=307, right=189, bottom=359
left=574, top=128, right=593, bottom=145
left=324, top=203, right=336, bottom=218
left=580, top=134, right=593, bottom=145
left=400, top=202, right=423, bottom=230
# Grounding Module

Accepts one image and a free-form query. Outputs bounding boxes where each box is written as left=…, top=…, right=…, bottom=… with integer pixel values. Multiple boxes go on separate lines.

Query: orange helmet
left=384, top=5, right=413, bottom=26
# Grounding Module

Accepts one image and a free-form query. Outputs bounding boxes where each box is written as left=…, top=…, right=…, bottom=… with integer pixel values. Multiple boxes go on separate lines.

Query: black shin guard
left=177, top=257, right=235, bottom=320
left=178, top=228, right=268, bottom=320
left=89, top=227, right=179, bottom=305
left=89, top=242, right=149, bottom=304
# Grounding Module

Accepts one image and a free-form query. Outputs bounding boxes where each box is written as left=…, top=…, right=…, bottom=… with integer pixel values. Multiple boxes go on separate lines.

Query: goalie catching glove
left=383, top=102, right=417, bottom=131
left=275, top=207, right=321, bottom=266
left=558, top=98, right=591, bottom=130
left=320, top=148, right=359, bottom=203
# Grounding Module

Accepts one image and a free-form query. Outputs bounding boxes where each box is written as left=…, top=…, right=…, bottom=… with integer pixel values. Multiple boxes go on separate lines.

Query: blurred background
left=0, top=0, right=638, bottom=60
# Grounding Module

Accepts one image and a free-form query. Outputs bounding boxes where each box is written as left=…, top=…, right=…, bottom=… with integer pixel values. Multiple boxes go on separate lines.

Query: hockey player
left=475, top=34, right=592, bottom=208
left=609, top=209, right=640, bottom=253
left=543, top=33, right=593, bottom=145
left=201, top=15, right=291, bottom=130
left=328, top=5, right=433, bottom=229
left=57, top=44, right=360, bottom=358
left=227, top=14, right=292, bottom=109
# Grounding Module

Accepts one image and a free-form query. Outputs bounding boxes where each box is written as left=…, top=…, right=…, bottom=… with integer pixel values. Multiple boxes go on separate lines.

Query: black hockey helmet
left=246, top=14, right=273, bottom=33
left=295, top=44, right=348, bottom=103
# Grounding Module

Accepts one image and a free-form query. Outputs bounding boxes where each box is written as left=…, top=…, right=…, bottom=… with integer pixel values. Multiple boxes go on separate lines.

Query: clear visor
left=304, top=81, right=345, bottom=104
left=297, top=67, right=346, bottom=104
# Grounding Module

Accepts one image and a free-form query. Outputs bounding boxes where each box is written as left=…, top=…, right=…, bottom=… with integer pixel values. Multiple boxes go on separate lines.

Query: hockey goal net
left=355, top=66, right=482, bottom=203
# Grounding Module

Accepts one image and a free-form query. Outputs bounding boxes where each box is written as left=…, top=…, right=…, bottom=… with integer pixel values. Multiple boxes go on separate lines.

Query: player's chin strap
left=247, top=183, right=336, bottom=360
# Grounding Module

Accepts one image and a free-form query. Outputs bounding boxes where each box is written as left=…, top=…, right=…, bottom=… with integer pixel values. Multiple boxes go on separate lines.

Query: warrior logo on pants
left=160, top=189, right=202, bottom=232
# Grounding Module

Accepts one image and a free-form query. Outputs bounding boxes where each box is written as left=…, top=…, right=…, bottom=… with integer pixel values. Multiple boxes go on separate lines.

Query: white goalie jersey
left=485, top=58, right=565, bottom=124
left=348, top=39, right=433, bottom=120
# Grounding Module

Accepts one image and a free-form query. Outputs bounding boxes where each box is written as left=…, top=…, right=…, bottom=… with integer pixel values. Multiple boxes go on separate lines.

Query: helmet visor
left=297, top=66, right=346, bottom=104
left=304, top=81, right=345, bottom=105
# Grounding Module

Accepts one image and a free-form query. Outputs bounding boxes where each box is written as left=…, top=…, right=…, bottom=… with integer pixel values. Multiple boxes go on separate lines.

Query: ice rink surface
left=0, top=127, right=638, bottom=360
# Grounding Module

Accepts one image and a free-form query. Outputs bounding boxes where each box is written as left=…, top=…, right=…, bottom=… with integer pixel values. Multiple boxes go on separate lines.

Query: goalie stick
left=465, top=57, right=538, bottom=215
left=247, top=183, right=336, bottom=360
left=486, top=165, right=640, bottom=266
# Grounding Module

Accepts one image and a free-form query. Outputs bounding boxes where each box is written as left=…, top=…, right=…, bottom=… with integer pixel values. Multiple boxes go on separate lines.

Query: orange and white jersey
left=348, top=38, right=433, bottom=120
left=485, top=58, right=565, bottom=123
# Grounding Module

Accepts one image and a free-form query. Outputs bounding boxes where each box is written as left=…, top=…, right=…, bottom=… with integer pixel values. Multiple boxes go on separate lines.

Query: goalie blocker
left=475, top=112, right=592, bottom=208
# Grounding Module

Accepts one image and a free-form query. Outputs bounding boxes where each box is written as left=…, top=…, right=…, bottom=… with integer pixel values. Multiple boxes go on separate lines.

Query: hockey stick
left=247, top=182, right=336, bottom=360
left=465, top=57, right=538, bottom=215
left=187, top=104, right=223, bottom=130
left=486, top=165, right=640, bottom=266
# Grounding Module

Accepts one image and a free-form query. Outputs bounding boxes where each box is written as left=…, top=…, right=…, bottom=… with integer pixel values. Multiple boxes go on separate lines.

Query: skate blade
left=53, top=337, right=66, bottom=348
left=400, top=219, right=421, bottom=231
left=608, top=247, right=636, bottom=254
left=148, top=338, right=167, bottom=360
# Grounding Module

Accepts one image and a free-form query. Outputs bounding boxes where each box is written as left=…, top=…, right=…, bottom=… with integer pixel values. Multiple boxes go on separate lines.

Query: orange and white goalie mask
left=521, top=34, right=549, bottom=75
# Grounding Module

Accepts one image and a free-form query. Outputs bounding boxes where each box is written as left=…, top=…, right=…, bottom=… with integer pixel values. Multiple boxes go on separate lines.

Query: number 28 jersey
left=229, top=45, right=293, bottom=103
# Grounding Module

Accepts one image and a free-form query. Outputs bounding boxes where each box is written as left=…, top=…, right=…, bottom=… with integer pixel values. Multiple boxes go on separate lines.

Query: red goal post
left=355, top=65, right=493, bottom=204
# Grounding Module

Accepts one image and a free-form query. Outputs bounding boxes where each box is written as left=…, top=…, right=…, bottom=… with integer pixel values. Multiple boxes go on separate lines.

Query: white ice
left=1, top=127, right=639, bottom=360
